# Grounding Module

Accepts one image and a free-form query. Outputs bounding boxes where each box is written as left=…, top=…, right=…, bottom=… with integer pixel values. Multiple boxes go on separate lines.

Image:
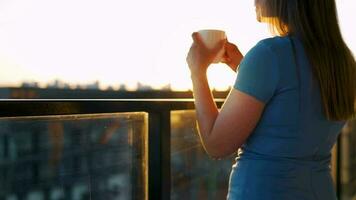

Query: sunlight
left=0, top=0, right=264, bottom=90
left=0, top=0, right=354, bottom=90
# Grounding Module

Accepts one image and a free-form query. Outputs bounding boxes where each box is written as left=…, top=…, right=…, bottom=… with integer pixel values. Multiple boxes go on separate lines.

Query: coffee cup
left=197, top=29, right=227, bottom=63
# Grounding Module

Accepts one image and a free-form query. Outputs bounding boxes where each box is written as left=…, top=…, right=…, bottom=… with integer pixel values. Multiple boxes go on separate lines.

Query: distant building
left=118, top=84, right=127, bottom=91
left=0, top=87, right=229, bottom=99
left=161, top=83, right=172, bottom=91
left=21, top=81, right=40, bottom=88
left=47, top=80, right=71, bottom=89
left=136, top=82, right=153, bottom=91
left=84, top=80, right=100, bottom=90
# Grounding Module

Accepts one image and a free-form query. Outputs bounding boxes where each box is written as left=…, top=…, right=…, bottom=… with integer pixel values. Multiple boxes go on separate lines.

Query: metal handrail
left=0, top=99, right=345, bottom=199
left=0, top=99, right=225, bottom=200
left=0, top=99, right=225, bottom=118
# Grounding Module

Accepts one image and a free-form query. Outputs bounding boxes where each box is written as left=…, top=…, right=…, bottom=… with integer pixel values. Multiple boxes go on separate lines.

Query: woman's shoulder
left=239, top=36, right=291, bottom=72
left=243, top=36, right=289, bottom=62
left=239, top=37, right=286, bottom=69
left=254, top=36, right=292, bottom=54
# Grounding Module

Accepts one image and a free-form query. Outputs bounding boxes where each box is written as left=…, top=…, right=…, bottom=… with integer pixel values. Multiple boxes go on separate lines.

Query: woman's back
left=227, top=36, right=346, bottom=200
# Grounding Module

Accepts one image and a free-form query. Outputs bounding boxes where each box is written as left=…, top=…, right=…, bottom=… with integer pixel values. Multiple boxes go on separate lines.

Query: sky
left=0, top=0, right=355, bottom=91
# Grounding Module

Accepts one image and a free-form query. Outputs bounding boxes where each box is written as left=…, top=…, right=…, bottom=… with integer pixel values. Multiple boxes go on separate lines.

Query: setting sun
left=0, top=0, right=354, bottom=90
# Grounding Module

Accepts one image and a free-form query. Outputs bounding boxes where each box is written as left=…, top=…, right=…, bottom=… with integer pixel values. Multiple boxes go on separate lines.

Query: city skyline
left=0, top=0, right=355, bottom=91
left=17, top=79, right=174, bottom=91
left=4, top=79, right=232, bottom=92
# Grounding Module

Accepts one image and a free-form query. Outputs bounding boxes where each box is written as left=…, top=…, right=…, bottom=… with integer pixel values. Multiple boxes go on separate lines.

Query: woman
left=186, top=0, right=356, bottom=199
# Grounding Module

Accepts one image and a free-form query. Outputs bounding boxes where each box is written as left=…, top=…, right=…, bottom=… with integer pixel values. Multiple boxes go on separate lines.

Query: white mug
left=197, top=29, right=226, bottom=63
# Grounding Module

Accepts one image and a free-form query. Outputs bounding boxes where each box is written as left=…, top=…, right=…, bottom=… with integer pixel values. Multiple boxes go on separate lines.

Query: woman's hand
left=222, top=41, right=244, bottom=72
left=186, top=32, right=226, bottom=76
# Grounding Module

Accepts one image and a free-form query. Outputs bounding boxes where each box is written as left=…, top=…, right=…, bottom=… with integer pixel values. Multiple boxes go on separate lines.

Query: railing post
left=148, top=111, right=171, bottom=200
left=131, top=115, right=147, bottom=200
left=336, top=132, right=342, bottom=199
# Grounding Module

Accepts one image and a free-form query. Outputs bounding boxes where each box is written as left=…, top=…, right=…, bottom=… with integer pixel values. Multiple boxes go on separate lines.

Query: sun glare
left=0, top=0, right=354, bottom=90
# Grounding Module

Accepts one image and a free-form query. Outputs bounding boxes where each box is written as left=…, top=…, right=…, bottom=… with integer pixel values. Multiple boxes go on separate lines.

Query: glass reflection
left=0, top=113, right=147, bottom=200
left=340, top=120, right=356, bottom=200
left=171, top=110, right=234, bottom=200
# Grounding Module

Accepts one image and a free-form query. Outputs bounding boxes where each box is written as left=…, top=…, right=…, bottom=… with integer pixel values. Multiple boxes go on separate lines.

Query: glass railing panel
left=170, top=110, right=234, bottom=200
left=0, top=112, right=148, bottom=200
left=340, top=120, right=356, bottom=200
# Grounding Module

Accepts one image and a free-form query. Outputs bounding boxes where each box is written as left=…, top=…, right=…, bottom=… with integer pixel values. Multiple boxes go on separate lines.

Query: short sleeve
left=233, top=41, right=279, bottom=103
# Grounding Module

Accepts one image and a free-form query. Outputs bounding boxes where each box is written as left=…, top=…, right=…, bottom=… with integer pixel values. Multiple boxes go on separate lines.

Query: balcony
left=0, top=99, right=355, bottom=200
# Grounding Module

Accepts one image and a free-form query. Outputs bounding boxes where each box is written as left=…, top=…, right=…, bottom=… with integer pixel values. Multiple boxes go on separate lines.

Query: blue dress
left=227, top=36, right=347, bottom=200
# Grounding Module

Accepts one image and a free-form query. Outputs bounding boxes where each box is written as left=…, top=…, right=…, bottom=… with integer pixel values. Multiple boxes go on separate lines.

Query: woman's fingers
left=225, top=42, right=242, bottom=59
left=191, top=32, right=199, bottom=43
left=187, top=32, right=231, bottom=73
left=222, top=42, right=243, bottom=72
left=222, top=52, right=231, bottom=63
left=224, top=43, right=236, bottom=61
left=225, top=42, right=238, bottom=54
left=213, top=39, right=227, bottom=52
left=192, top=32, right=207, bottom=49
